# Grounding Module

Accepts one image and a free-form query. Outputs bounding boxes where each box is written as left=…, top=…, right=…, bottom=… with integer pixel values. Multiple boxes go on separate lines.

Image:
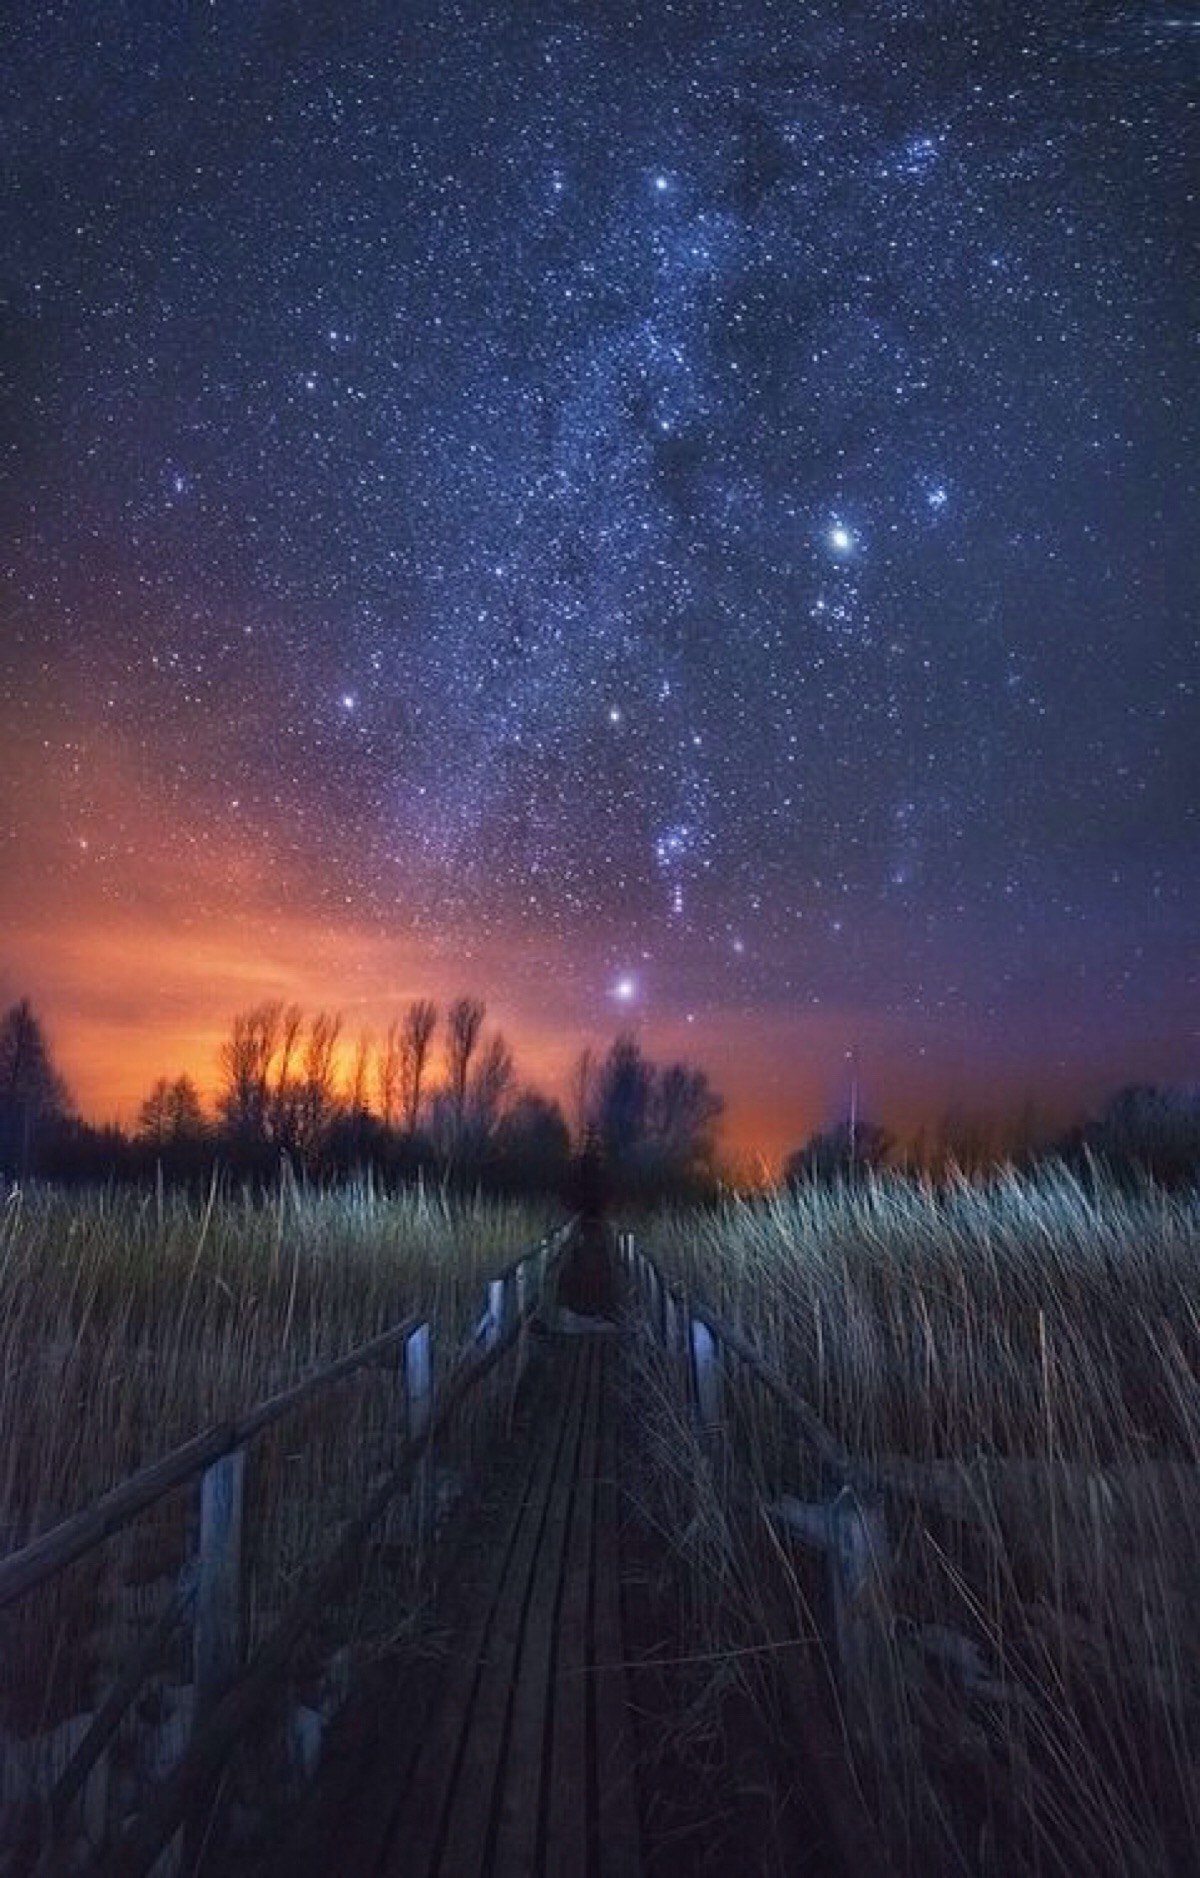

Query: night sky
left=1, top=3, right=1196, bottom=1162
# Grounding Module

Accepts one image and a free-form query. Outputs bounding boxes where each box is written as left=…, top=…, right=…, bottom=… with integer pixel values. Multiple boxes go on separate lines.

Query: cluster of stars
left=0, top=0, right=1194, bottom=1104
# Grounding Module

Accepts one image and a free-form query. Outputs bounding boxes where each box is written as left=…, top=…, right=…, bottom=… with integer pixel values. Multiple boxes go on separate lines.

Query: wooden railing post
left=409, top=1319, right=435, bottom=1555
left=487, top=1275, right=506, bottom=1349
left=513, top=1260, right=536, bottom=1388
left=827, top=1485, right=893, bottom=1737
left=650, top=1262, right=668, bottom=1347
left=194, top=1448, right=246, bottom=1726
left=690, top=1317, right=721, bottom=1434
left=404, top=1322, right=433, bottom=1444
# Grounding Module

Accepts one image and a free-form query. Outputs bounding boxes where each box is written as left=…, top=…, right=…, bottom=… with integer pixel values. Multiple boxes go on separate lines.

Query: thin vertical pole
left=690, top=1318, right=721, bottom=1433
left=194, top=1448, right=246, bottom=1725
left=405, top=1322, right=433, bottom=1443
left=405, top=1321, right=435, bottom=1563
left=487, top=1276, right=506, bottom=1348
left=827, top=1485, right=895, bottom=1753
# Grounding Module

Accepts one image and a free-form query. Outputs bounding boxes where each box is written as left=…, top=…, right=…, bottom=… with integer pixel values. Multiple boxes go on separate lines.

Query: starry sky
left=1, top=2, right=1197, bottom=1163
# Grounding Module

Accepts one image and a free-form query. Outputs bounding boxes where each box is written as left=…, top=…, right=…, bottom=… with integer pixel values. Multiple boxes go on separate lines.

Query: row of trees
left=0, top=995, right=726, bottom=1199
left=784, top=1086, right=1200, bottom=1189
left=3, top=993, right=1197, bottom=1193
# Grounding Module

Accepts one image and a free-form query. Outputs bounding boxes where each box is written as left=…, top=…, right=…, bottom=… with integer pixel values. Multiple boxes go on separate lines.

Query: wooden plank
left=434, top=1341, right=593, bottom=1878
left=317, top=1354, right=575, bottom=1878
left=591, top=1346, right=642, bottom=1878
left=232, top=1314, right=424, bottom=1445
left=543, top=1344, right=602, bottom=1878
left=381, top=1341, right=588, bottom=1878
left=500, top=1339, right=603, bottom=1878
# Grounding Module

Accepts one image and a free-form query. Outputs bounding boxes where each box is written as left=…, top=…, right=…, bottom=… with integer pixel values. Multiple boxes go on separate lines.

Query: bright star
left=828, top=524, right=855, bottom=554
left=926, top=484, right=948, bottom=510
left=612, top=975, right=638, bottom=1003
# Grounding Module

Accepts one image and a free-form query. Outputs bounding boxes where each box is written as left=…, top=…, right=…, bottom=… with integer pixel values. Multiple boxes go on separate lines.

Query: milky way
left=1, top=4, right=1196, bottom=1146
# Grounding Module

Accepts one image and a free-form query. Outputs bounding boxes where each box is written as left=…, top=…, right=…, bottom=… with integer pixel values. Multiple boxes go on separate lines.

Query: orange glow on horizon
left=4, top=711, right=1183, bottom=1175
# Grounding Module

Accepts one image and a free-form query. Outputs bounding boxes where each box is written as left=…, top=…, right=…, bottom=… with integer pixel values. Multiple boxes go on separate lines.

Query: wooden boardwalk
left=3, top=1229, right=881, bottom=1877
left=378, top=1334, right=639, bottom=1878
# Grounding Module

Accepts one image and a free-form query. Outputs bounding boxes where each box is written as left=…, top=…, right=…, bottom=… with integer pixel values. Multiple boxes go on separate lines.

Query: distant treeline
left=784, top=1084, right=1200, bottom=1190
left=0, top=995, right=724, bottom=1201
left=1, top=994, right=1196, bottom=1195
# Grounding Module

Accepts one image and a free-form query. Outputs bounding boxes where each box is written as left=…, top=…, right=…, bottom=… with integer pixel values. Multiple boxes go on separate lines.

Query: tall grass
left=638, top=1166, right=1200, bottom=1875
left=0, top=1175, right=543, bottom=1544
left=0, top=1175, right=549, bottom=1848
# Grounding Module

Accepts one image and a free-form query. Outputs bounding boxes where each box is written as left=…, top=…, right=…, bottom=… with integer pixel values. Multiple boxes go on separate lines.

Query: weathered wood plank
left=543, top=1345, right=603, bottom=1878
left=499, top=1339, right=602, bottom=1877
left=326, top=1369, right=574, bottom=1878
left=381, top=1341, right=588, bottom=1878
left=434, top=1342, right=593, bottom=1878
left=592, top=1349, right=642, bottom=1878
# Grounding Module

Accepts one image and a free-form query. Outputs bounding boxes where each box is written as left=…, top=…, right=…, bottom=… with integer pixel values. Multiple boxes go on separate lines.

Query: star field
left=1, top=3, right=1197, bottom=1151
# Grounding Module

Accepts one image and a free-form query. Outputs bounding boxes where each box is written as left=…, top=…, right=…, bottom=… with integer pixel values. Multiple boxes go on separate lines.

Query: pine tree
left=0, top=998, right=71, bottom=1173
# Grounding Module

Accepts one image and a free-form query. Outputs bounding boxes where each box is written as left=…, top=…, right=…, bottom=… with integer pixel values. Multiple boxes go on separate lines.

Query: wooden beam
left=544, top=1347, right=603, bottom=1878
left=194, top=1448, right=247, bottom=1723
left=494, top=1342, right=601, bottom=1876
left=592, top=1351, right=642, bottom=1878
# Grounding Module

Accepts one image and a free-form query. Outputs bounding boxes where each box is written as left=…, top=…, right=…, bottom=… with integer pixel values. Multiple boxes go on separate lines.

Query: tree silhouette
left=469, top=1032, right=515, bottom=1142
left=493, top=1093, right=571, bottom=1190
left=347, top=1030, right=373, bottom=1116
left=0, top=998, right=70, bottom=1173
left=784, top=1117, right=892, bottom=1183
left=294, top=1010, right=342, bottom=1160
left=593, top=1036, right=653, bottom=1169
left=445, top=995, right=485, bottom=1145
left=1081, top=1084, right=1200, bottom=1186
left=652, top=1063, right=724, bottom=1175
left=136, top=1075, right=206, bottom=1148
left=216, top=1001, right=289, bottom=1151
left=581, top=1036, right=724, bottom=1195
left=216, top=1002, right=343, bottom=1166
left=397, top=998, right=437, bottom=1133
